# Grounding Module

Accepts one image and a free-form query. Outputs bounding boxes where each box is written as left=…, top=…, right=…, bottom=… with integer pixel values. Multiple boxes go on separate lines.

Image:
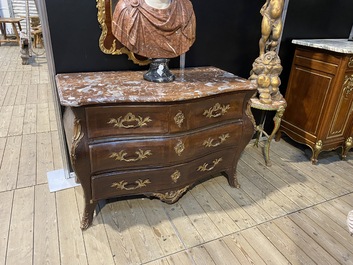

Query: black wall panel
left=45, top=0, right=263, bottom=77
left=46, top=0, right=353, bottom=81
left=45, top=0, right=353, bottom=130
left=280, top=0, right=353, bottom=95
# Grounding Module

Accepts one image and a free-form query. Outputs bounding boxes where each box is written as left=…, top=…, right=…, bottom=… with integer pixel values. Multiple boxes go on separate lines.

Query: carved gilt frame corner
left=96, top=0, right=150, bottom=65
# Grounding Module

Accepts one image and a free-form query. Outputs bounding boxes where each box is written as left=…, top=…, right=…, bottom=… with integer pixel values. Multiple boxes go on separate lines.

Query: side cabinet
left=278, top=45, right=353, bottom=163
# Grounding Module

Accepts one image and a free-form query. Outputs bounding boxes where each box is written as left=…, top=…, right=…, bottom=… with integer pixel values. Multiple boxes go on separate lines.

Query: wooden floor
left=0, top=44, right=353, bottom=265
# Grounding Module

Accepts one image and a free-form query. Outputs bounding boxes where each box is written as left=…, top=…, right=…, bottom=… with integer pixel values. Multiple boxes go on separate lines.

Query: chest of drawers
left=56, top=67, right=256, bottom=229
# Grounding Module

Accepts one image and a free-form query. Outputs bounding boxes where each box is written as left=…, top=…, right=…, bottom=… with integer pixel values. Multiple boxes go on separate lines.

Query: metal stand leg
left=263, top=105, right=285, bottom=166
left=254, top=110, right=267, bottom=147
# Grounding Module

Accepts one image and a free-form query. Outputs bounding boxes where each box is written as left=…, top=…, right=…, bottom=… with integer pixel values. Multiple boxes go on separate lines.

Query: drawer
left=89, top=122, right=242, bottom=174
left=85, top=105, right=169, bottom=139
left=169, top=92, right=246, bottom=132
left=91, top=149, right=235, bottom=200
left=295, top=48, right=340, bottom=75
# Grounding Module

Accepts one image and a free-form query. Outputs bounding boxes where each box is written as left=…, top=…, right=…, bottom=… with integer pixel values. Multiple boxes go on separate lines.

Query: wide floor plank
left=274, top=216, right=340, bottom=265
left=17, top=134, right=36, bottom=188
left=239, top=227, right=290, bottom=264
left=138, top=199, right=184, bottom=255
left=36, top=132, right=53, bottom=184
left=6, top=187, right=34, bottom=265
left=0, top=191, right=14, bottom=265
left=0, top=136, right=21, bottom=191
left=290, top=211, right=353, bottom=264
left=56, top=188, right=87, bottom=265
left=75, top=187, right=115, bottom=265
left=162, top=200, right=204, bottom=248
left=34, top=184, right=60, bottom=265
left=203, top=178, right=257, bottom=230
left=258, top=221, right=315, bottom=265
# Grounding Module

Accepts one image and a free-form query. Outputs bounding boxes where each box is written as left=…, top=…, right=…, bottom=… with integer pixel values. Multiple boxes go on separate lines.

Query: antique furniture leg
left=342, top=137, right=353, bottom=160
left=226, top=171, right=240, bottom=188
left=11, top=22, right=19, bottom=44
left=250, top=98, right=287, bottom=167
left=264, top=105, right=285, bottom=166
left=69, top=110, right=97, bottom=230
left=254, top=110, right=267, bottom=147
left=311, top=140, right=323, bottom=164
left=81, top=200, right=98, bottom=230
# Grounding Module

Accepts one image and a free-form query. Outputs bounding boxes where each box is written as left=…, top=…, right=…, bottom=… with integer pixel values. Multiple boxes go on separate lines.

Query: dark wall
left=45, top=0, right=353, bottom=131
left=46, top=0, right=263, bottom=77
left=46, top=0, right=353, bottom=82
left=279, top=0, right=353, bottom=95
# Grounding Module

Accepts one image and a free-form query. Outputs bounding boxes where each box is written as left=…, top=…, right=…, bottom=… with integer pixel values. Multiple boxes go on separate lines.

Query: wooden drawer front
left=295, top=48, right=340, bottom=75
left=91, top=149, right=235, bottom=200
left=86, top=105, right=169, bottom=139
left=169, top=92, right=245, bottom=132
left=89, top=123, right=241, bottom=174
left=89, top=139, right=171, bottom=174
left=183, top=122, right=242, bottom=158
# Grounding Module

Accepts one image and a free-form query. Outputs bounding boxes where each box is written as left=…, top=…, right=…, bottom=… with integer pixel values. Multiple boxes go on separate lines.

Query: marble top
left=292, top=39, right=353, bottom=54
left=250, top=97, right=287, bottom=111
left=56, top=67, right=256, bottom=107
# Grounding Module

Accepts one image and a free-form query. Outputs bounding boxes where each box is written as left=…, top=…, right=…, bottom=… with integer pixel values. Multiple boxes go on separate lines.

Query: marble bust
left=111, top=0, right=196, bottom=59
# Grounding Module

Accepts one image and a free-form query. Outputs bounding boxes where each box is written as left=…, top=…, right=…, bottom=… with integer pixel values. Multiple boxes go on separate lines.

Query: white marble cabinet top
left=292, top=39, right=353, bottom=54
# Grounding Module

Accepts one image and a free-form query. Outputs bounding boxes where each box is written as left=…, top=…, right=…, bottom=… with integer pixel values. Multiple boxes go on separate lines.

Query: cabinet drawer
left=89, top=123, right=242, bottom=174
left=86, top=105, right=169, bottom=138
left=295, top=48, right=340, bottom=75
left=170, top=92, right=246, bottom=132
left=91, top=149, right=235, bottom=200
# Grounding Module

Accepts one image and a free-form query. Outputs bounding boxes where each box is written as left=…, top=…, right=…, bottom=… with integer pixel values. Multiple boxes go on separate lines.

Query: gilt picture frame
left=96, top=0, right=150, bottom=65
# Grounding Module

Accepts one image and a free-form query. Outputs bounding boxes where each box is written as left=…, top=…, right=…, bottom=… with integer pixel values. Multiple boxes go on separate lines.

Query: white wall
left=0, top=0, right=38, bottom=35
left=0, top=0, right=11, bottom=17
left=0, top=0, right=13, bottom=33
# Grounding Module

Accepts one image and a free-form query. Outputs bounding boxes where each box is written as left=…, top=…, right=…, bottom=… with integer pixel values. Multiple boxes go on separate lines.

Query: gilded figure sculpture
left=250, top=0, right=285, bottom=104
left=249, top=51, right=283, bottom=103
left=259, top=0, right=284, bottom=55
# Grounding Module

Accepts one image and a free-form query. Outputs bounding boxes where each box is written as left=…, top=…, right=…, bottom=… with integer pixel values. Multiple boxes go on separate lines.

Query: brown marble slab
left=55, top=67, right=255, bottom=107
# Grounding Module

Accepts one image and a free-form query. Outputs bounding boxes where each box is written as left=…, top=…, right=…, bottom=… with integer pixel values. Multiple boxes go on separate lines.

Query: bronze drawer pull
left=174, top=110, right=185, bottom=128
left=174, top=140, right=185, bottom=156
left=109, top=149, right=152, bottom=162
left=171, top=170, right=181, bottom=183
left=203, top=133, right=230, bottom=148
left=107, top=112, right=152, bottom=129
left=111, top=179, right=151, bottom=191
left=203, top=103, right=230, bottom=118
left=197, top=158, right=223, bottom=172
